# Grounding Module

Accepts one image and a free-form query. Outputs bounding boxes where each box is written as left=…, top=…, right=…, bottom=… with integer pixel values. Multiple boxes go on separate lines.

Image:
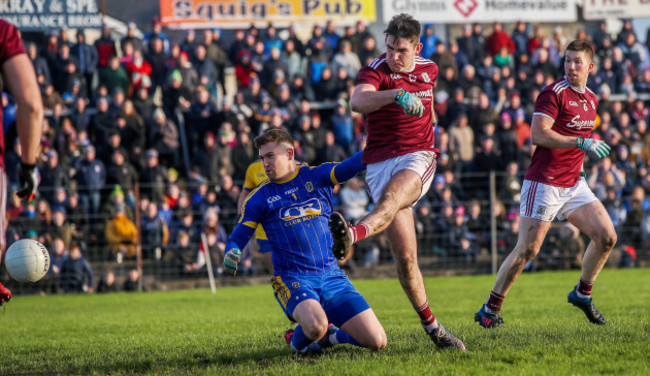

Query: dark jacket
left=71, top=42, right=99, bottom=74
left=76, top=158, right=106, bottom=192
left=60, top=255, right=94, bottom=293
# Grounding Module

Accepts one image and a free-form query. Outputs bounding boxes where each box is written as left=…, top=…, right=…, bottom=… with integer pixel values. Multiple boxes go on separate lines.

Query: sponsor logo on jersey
left=567, top=115, right=595, bottom=130
left=390, top=73, right=403, bottom=80
left=305, top=181, right=314, bottom=192
left=421, top=72, right=430, bottom=82
left=413, top=89, right=433, bottom=98
left=409, top=74, right=417, bottom=82
left=267, top=195, right=281, bottom=204
left=569, top=101, right=578, bottom=107
left=279, top=198, right=322, bottom=221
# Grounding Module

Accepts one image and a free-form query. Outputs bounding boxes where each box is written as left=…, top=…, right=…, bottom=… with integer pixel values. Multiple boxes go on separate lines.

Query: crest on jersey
left=590, top=100, right=595, bottom=110
left=305, top=181, right=314, bottom=192
left=280, top=198, right=322, bottom=221
left=409, top=74, right=417, bottom=82
left=292, top=282, right=300, bottom=289
left=421, top=72, right=430, bottom=82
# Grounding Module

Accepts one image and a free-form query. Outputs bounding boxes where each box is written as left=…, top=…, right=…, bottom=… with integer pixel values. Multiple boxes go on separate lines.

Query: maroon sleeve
left=533, top=89, right=560, bottom=120
left=0, top=19, right=26, bottom=65
left=430, top=63, right=439, bottom=89
left=357, top=65, right=384, bottom=90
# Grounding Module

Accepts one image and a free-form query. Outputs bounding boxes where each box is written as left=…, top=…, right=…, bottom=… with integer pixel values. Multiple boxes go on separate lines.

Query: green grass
left=1, top=268, right=649, bottom=375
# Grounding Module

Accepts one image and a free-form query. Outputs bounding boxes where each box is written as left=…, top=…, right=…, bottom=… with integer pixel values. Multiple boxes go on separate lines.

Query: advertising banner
left=160, top=0, right=377, bottom=29
left=0, top=0, right=103, bottom=30
left=382, top=0, right=577, bottom=23
left=583, top=0, right=650, bottom=20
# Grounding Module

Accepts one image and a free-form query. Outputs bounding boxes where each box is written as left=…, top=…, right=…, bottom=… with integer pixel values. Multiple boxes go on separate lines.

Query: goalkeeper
left=224, top=128, right=386, bottom=354
left=475, top=40, right=617, bottom=329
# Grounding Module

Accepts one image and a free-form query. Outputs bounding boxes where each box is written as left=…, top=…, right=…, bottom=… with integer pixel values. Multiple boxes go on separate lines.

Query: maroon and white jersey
left=524, top=77, right=599, bottom=188
left=0, top=19, right=26, bottom=169
left=357, top=53, right=439, bottom=164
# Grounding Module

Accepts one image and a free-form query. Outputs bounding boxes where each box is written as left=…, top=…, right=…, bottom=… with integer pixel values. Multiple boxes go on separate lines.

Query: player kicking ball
left=475, top=40, right=616, bottom=328
left=328, top=13, right=464, bottom=350
left=223, top=128, right=386, bottom=355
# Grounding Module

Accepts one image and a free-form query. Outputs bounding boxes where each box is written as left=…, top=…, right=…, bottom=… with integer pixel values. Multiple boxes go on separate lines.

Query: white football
left=5, top=239, right=50, bottom=283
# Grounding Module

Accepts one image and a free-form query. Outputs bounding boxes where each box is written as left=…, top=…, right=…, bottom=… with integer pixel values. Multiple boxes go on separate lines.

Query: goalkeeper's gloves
left=223, top=248, right=242, bottom=276
left=576, top=137, right=611, bottom=159
left=16, top=162, right=39, bottom=201
left=394, top=89, right=424, bottom=118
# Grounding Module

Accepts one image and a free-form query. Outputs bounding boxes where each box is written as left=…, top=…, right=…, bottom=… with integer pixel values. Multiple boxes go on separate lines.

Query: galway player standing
left=475, top=40, right=615, bottom=328
left=223, top=129, right=386, bottom=354
left=328, top=13, right=465, bottom=350
left=0, top=19, right=44, bottom=306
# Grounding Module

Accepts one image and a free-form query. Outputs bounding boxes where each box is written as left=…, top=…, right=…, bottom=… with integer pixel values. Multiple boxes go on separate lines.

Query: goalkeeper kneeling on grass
left=223, top=128, right=386, bottom=355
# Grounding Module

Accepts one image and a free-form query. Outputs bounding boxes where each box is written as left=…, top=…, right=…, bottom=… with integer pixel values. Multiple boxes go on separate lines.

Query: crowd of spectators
left=2, top=18, right=649, bottom=291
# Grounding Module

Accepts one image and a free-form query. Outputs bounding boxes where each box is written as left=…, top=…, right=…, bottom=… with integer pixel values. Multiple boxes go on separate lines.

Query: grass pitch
left=1, top=268, right=649, bottom=375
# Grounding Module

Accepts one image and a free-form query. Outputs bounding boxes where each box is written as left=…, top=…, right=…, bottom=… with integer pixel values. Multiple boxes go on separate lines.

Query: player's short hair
left=566, top=40, right=594, bottom=63
left=254, top=127, right=293, bottom=149
left=384, top=13, right=421, bottom=45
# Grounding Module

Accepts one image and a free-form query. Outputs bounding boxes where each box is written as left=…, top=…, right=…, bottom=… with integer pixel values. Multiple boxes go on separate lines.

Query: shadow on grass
left=83, top=345, right=307, bottom=374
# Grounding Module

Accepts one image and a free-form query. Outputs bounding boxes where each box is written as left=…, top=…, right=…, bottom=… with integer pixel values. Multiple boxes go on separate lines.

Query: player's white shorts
left=365, top=151, right=437, bottom=207
left=520, top=179, right=598, bottom=222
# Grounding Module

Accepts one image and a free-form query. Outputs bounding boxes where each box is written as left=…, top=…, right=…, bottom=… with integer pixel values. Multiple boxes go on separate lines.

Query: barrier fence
left=2, top=171, right=648, bottom=295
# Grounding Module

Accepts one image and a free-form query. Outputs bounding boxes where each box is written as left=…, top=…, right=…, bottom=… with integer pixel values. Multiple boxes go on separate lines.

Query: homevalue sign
left=382, top=0, right=577, bottom=23
left=0, top=0, right=103, bottom=30
left=583, top=0, right=650, bottom=20
left=160, top=0, right=377, bottom=29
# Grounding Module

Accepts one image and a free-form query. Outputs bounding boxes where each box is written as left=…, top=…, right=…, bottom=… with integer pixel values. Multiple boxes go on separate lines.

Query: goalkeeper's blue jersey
left=227, top=152, right=363, bottom=276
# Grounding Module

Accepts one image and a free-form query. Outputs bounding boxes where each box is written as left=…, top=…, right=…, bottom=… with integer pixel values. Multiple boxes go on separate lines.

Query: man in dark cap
left=72, top=29, right=98, bottom=98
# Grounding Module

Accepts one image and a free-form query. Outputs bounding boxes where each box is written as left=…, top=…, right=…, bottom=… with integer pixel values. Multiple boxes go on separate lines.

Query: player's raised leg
left=566, top=200, right=616, bottom=324
left=476, top=217, right=552, bottom=328
left=329, top=167, right=424, bottom=255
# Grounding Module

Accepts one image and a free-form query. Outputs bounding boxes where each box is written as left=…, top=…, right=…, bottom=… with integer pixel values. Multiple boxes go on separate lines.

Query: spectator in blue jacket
left=141, top=201, right=168, bottom=260
left=420, top=23, right=440, bottom=60
left=75, top=145, right=106, bottom=221
left=71, top=29, right=98, bottom=97
left=60, top=243, right=94, bottom=293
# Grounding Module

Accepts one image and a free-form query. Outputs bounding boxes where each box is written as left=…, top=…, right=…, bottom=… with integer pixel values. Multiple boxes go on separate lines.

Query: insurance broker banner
left=382, top=0, right=577, bottom=23
left=160, top=0, right=376, bottom=29
left=0, top=0, right=103, bottom=30
left=583, top=0, right=650, bottom=20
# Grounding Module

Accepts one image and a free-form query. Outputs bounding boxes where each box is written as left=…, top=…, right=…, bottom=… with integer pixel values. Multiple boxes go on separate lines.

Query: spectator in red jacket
left=485, top=22, right=515, bottom=57
left=235, top=49, right=254, bottom=89
left=94, top=25, right=117, bottom=68
left=125, top=50, right=152, bottom=96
